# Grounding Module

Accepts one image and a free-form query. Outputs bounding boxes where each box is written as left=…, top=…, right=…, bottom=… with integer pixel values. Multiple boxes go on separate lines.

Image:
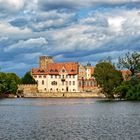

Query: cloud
left=0, top=0, right=25, bottom=19
left=4, top=37, right=48, bottom=53
left=30, top=10, right=76, bottom=31
left=39, top=0, right=140, bottom=11
left=0, top=0, right=140, bottom=76
left=0, top=22, right=31, bottom=35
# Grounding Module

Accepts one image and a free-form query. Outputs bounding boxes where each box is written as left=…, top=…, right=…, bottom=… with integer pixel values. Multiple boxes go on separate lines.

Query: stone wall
left=23, top=88, right=104, bottom=98
left=18, top=85, right=104, bottom=98
left=18, top=84, right=38, bottom=94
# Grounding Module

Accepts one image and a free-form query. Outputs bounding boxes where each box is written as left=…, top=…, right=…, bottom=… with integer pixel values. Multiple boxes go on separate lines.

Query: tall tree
left=21, top=71, right=37, bottom=84
left=118, top=52, right=140, bottom=76
left=94, top=62, right=123, bottom=98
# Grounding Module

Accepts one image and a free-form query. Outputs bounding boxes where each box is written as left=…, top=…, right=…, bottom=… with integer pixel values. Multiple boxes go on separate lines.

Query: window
left=62, top=75, right=64, bottom=78
left=62, top=81, right=64, bottom=85
left=51, top=81, right=57, bottom=85
left=43, top=75, right=46, bottom=78
left=71, top=69, right=75, bottom=72
left=42, top=80, right=44, bottom=85
left=62, top=69, right=65, bottom=72
left=73, top=75, right=75, bottom=78
left=69, top=75, right=71, bottom=78
left=39, top=75, right=42, bottom=78
left=55, top=75, right=57, bottom=78
left=51, top=75, right=53, bottom=78
left=69, top=81, right=71, bottom=85
left=79, top=81, right=81, bottom=86
left=73, top=81, right=75, bottom=85
left=34, top=75, right=37, bottom=78
left=66, top=81, right=68, bottom=85
left=50, top=69, right=54, bottom=72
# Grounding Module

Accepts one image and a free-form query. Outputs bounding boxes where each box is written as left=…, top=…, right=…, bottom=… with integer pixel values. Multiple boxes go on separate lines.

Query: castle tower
left=39, top=56, right=54, bottom=68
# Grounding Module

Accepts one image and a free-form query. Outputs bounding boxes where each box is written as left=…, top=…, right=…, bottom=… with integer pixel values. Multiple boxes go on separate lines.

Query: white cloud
left=0, top=0, right=25, bottom=12
left=4, top=37, right=48, bottom=52
left=0, top=22, right=31, bottom=34
left=108, top=17, right=126, bottom=32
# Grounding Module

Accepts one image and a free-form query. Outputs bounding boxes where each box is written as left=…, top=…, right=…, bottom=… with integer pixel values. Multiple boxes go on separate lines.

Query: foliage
left=115, top=76, right=140, bottom=100
left=21, top=71, right=37, bottom=84
left=0, top=72, right=20, bottom=94
left=118, top=51, right=140, bottom=76
left=94, top=61, right=123, bottom=99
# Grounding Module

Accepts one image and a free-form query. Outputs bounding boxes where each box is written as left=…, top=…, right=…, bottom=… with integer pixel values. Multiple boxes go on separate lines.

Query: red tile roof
left=32, top=68, right=48, bottom=75
left=121, top=70, right=131, bottom=80
left=32, top=62, right=78, bottom=75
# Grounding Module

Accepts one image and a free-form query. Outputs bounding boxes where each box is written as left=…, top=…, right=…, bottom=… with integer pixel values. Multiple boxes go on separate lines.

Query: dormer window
left=71, top=69, right=75, bottom=72
left=62, top=69, right=65, bottom=72
left=38, top=70, right=45, bottom=73
left=55, top=69, right=58, bottom=72
left=50, top=69, right=54, bottom=72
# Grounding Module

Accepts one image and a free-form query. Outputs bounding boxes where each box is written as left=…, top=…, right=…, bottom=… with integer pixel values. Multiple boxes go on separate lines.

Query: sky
left=0, top=0, right=140, bottom=76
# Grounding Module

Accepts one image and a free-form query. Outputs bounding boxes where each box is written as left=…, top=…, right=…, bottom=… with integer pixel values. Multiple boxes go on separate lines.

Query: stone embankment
left=23, top=92, right=104, bottom=98
left=18, top=84, right=105, bottom=98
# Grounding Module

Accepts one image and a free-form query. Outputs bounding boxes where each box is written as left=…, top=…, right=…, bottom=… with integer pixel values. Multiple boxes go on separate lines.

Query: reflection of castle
left=31, top=56, right=97, bottom=92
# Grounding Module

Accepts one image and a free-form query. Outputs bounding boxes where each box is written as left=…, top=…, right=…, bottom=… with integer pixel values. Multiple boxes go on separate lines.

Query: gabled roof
left=32, top=62, right=78, bottom=75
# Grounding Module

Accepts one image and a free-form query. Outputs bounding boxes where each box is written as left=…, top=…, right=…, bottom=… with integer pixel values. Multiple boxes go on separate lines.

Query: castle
left=31, top=56, right=97, bottom=92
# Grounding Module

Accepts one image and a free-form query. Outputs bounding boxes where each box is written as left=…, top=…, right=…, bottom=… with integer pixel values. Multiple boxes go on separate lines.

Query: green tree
left=0, top=72, right=20, bottom=94
left=115, top=76, right=140, bottom=100
left=21, top=71, right=37, bottom=84
left=6, top=73, right=20, bottom=94
left=0, top=72, right=7, bottom=93
left=94, top=62, right=123, bottom=99
left=118, top=52, right=140, bottom=76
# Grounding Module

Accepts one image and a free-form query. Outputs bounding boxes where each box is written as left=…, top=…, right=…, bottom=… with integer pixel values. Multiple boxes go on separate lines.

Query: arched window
left=51, top=81, right=57, bottom=85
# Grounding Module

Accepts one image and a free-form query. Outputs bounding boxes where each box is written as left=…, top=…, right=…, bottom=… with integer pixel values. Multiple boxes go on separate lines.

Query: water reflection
left=0, top=98, right=140, bottom=140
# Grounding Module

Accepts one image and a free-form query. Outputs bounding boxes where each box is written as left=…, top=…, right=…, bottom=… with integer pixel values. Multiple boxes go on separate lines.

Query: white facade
left=33, top=74, right=79, bottom=92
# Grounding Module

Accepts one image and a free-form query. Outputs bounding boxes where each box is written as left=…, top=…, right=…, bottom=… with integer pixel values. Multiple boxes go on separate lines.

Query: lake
left=0, top=98, right=140, bottom=140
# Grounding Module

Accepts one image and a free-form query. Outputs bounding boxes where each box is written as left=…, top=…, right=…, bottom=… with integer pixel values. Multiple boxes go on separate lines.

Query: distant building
left=121, top=70, right=131, bottom=81
left=31, top=56, right=97, bottom=92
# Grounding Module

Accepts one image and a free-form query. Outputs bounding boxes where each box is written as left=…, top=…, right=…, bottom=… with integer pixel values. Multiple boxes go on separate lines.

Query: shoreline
left=0, top=92, right=105, bottom=98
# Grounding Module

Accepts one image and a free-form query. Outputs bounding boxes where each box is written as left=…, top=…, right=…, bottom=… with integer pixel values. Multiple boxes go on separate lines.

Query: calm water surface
left=0, top=98, right=140, bottom=140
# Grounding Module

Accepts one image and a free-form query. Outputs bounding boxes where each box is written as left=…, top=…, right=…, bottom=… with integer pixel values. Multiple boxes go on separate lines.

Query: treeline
left=94, top=51, right=140, bottom=100
left=0, top=71, right=36, bottom=94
